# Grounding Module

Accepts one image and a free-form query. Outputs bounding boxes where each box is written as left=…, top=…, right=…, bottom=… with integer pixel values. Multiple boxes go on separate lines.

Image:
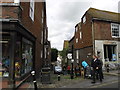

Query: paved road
left=60, top=75, right=119, bottom=88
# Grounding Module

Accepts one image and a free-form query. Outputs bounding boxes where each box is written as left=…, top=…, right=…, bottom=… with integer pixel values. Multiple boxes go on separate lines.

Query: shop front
left=95, top=40, right=120, bottom=68
left=0, top=21, right=36, bottom=88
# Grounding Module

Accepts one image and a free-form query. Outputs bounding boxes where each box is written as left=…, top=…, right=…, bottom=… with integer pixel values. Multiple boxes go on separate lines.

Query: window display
left=1, top=33, right=33, bottom=78
left=1, top=33, right=10, bottom=77
left=21, top=38, right=33, bottom=76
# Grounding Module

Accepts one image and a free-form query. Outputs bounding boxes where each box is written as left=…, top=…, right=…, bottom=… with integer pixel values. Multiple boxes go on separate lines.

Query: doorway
left=104, top=45, right=117, bottom=61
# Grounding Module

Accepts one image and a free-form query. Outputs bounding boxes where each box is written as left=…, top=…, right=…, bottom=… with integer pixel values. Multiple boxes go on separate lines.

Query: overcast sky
left=46, top=0, right=120, bottom=51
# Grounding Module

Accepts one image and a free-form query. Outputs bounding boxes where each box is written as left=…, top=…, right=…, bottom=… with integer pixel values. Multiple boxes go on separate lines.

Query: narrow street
left=60, top=75, right=119, bottom=88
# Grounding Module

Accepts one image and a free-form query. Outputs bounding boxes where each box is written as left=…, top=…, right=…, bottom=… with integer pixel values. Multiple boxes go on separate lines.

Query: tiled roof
left=87, top=8, right=120, bottom=22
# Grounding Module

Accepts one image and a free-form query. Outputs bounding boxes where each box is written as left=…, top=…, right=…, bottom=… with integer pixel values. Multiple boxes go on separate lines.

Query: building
left=72, top=8, right=120, bottom=67
left=63, top=40, right=69, bottom=49
left=69, top=36, right=75, bottom=58
left=0, top=0, right=50, bottom=88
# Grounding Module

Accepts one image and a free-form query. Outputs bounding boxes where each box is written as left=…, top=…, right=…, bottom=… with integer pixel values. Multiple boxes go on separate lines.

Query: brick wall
left=74, top=13, right=93, bottom=49
left=94, top=20, right=120, bottom=41
left=78, top=46, right=93, bottom=66
left=1, top=6, right=21, bottom=19
left=20, top=2, right=46, bottom=75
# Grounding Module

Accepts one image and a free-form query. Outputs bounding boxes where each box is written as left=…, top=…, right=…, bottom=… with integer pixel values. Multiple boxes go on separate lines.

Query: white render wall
left=95, top=40, right=120, bottom=67
left=118, top=41, right=120, bottom=63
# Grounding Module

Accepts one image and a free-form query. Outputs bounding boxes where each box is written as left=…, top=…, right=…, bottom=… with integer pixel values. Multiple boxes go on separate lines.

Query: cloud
left=46, top=0, right=119, bottom=50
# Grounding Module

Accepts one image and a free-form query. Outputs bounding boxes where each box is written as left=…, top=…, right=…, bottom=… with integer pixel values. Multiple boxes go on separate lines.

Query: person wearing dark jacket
left=91, top=55, right=102, bottom=83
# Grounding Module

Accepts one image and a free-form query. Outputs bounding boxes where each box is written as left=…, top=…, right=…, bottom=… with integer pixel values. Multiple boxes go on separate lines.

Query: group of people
left=82, top=54, right=104, bottom=83
left=62, top=54, right=104, bottom=84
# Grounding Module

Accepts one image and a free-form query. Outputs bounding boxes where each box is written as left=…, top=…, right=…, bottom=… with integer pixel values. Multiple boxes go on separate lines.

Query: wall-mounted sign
left=104, top=41, right=116, bottom=45
left=112, top=54, right=117, bottom=61
left=67, top=53, right=72, bottom=59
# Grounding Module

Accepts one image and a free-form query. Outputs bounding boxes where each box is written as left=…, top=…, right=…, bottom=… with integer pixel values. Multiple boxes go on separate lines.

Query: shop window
left=104, top=45, right=117, bottom=61
left=21, top=38, right=33, bottom=76
left=15, top=34, right=21, bottom=78
left=1, top=33, right=10, bottom=77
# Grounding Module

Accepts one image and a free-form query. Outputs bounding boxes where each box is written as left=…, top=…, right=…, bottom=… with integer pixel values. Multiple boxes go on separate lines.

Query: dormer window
left=76, top=27, right=78, bottom=32
left=83, top=16, right=86, bottom=23
left=14, top=0, right=20, bottom=3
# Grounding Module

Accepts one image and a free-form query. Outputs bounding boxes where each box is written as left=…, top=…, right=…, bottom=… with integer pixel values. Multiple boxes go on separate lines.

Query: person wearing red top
left=67, top=65, right=71, bottom=74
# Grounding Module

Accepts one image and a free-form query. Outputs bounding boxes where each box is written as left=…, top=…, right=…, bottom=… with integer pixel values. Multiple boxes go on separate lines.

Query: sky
left=46, top=0, right=120, bottom=51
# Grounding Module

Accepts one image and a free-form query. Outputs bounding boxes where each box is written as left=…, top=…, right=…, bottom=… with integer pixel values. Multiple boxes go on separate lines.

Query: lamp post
left=71, top=59, right=74, bottom=79
left=44, top=41, right=49, bottom=67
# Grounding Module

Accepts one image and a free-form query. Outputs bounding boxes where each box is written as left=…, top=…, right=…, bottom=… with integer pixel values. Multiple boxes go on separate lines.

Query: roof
left=69, top=36, right=75, bottom=43
left=86, top=8, right=120, bottom=23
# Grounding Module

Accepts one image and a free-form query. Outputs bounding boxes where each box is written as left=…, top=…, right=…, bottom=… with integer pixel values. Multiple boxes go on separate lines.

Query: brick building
left=71, top=8, right=120, bottom=67
left=0, top=0, right=51, bottom=88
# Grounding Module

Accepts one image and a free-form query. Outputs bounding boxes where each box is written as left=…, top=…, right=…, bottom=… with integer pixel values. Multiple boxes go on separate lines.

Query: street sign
left=67, top=53, right=72, bottom=59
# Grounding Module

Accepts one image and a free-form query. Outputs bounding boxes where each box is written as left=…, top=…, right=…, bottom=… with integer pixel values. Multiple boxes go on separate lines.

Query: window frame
left=14, top=0, right=20, bottom=3
left=76, top=50, right=79, bottom=59
left=111, top=23, right=120, bottom=38
left=29, top=0, right=35, bottom=21
left=83, top=16, right=86, bottom=24
left=80, top=31, right=82, bottom=39
left=76, top=38, right=78, bottom=43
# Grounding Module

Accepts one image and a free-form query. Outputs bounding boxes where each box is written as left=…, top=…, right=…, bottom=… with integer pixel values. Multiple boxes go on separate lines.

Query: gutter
left=0, top=19, right=20, bottom=22
left=0, top=3, right=23, bottom=11
left=91, top=20, right=95, bottom=55
left=0, top=3, right=20, bottom=7
left=92, top=18, right=119, bottom=24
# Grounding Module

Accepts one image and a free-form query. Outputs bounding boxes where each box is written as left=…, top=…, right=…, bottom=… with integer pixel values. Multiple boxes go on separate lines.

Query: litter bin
left=41, top=67, right=51, bottom=84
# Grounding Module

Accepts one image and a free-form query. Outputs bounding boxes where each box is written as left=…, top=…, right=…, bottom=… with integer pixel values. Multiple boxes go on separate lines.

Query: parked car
left=54, top=66, right=62, bottom=74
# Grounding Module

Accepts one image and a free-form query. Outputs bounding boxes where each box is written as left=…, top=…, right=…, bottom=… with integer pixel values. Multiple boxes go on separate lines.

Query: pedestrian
left=91, top=55, right=103, bottom=83
left=100, top=59, right=104, bottom=79
left=96, top=59, right=104, bottom=79
left=67, top=65, right=71, bottom=74
left=81, top=67, right=84, bottom=78
left=62, top=65, right=66, bottom=75
left=74, top=66, right=77, bottom=77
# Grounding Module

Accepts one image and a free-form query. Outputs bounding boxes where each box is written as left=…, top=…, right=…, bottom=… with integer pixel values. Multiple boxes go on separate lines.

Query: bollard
left=106, top=64, right=109, bottom=73
left=58, top=73, right=61, bottom=81
left=31, top=71, right=38, bottom=90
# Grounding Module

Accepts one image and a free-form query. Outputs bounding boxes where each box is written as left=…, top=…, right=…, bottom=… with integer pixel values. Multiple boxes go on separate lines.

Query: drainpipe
left=92, top=20, right=95, bottom=55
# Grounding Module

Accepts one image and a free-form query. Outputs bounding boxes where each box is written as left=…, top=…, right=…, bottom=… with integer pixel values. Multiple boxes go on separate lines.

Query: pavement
left=103, top=69, right=120, bottom=76
left=18, top=69, right=119, bottom=89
